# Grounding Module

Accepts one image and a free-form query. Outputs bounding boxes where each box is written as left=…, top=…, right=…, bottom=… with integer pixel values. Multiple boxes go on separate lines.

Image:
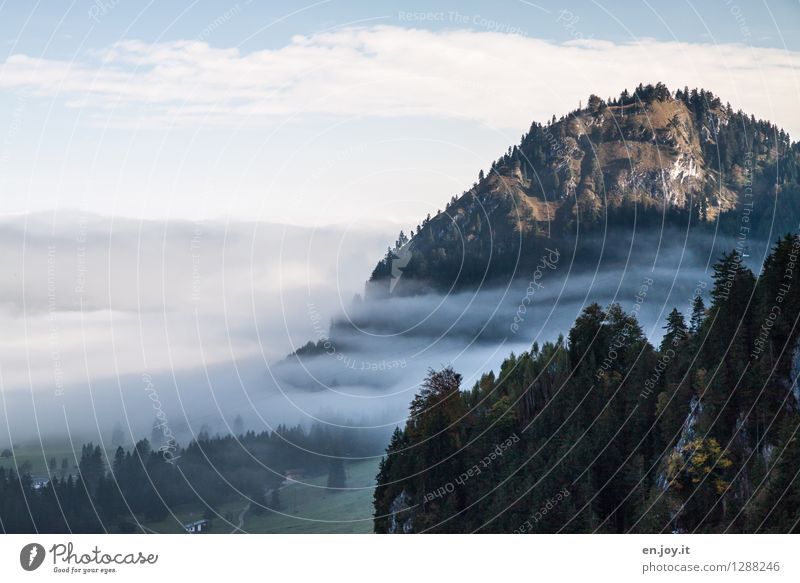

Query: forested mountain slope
left=369, top=84, right=800, bottom=295
left=375, top=236, right=800, bottom=533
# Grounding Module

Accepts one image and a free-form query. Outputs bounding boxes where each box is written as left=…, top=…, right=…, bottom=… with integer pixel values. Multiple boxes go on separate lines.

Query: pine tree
left=690, top=295, right=706, bottom=334
left=111, top=423, right=125, bottom=448
left=151, top=417, right=163, bottom=449
left=233, top=414, right=245, bottom=436
left=327, top=456, right=346, bottom=489
left=661, top=308, right=688, bottom=352
left=700, top=251, right=756, bottom=440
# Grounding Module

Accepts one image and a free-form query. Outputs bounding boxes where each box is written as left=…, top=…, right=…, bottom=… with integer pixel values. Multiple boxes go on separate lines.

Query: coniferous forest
left=0, top=424, right=379, bottom=533
left=374, top=236, right=800, bottom=533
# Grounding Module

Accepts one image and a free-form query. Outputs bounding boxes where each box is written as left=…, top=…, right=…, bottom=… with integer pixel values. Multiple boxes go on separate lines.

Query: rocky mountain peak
left=368, top=83, right=797, bottom=294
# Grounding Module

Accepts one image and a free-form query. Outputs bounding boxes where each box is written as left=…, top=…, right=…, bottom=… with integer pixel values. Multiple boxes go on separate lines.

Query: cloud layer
left=0, top=212, right=391, bottom=392
left=2, top=26, right=798, bottom=135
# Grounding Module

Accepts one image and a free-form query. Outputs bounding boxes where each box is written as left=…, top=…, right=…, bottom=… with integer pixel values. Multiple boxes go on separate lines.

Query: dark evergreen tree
left=326, top=456, right=346, bottom=490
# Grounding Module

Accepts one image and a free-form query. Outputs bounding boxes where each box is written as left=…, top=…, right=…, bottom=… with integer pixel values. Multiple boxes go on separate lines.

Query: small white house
left=32, top=478, right=50, bottom=490
left=184, top=519, right=209, bottom=533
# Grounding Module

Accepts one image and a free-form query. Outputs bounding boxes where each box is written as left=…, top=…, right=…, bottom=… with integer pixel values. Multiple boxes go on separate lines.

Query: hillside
left=374, top=236, right=800, bottom=533
left=369, top=83, right=800, bottom=295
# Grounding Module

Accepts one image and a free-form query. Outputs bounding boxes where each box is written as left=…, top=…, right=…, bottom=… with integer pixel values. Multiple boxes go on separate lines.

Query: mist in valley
left=0, top=212, right=398, bottom=451
left=0, top=208, right=783, bottom=533
left=0, top=212, right=775, bottom=453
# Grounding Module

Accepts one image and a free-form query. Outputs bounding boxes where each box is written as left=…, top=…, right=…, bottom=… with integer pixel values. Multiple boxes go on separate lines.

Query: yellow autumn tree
left=667, top=437, right=733, bottom=495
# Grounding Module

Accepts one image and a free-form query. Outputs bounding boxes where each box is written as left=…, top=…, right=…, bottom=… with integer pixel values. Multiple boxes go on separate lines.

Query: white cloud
left=1, top=26, right=798, bottom=136
left=0, top=213, right=392, bottom=390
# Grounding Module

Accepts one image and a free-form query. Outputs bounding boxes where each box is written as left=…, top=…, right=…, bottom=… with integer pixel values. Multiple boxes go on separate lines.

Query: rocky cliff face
left=369, top=83, right=798, bottom=294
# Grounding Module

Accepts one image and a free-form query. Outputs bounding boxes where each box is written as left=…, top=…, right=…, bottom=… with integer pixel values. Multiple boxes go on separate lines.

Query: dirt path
left=230, top=502, right=250, bottom=533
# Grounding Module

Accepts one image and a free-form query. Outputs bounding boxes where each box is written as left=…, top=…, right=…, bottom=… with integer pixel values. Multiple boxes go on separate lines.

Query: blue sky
left=3, top=0, right=798, bottom=52
left=0, top=0, right=798, bottom=225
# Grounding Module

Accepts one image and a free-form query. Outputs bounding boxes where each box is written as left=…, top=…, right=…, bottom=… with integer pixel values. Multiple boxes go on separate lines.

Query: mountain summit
left=369, top=83, right=799, bottom=294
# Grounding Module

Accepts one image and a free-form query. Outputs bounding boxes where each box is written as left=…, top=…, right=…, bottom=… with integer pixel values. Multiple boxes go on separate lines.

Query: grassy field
left=139, top=458, right=379, bottom=534
left=240, top=458, right=378, bottom=534
left=141, top=500, right=249, bottom=534
left=3, top=443, right=380, bottom=534
left=0, top=442, right=83, bottom=477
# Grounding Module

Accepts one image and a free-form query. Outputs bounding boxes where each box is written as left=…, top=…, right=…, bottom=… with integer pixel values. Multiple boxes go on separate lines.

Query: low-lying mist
left=0, top=212, right=395, bottom=449
left=0, top=213, right=774, bottom=458
left=274, top=227, right=773, bottom=428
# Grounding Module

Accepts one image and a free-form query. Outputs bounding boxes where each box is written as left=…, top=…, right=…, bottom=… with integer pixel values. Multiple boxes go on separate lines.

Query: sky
left=0, top=0, right=798, bottom=226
